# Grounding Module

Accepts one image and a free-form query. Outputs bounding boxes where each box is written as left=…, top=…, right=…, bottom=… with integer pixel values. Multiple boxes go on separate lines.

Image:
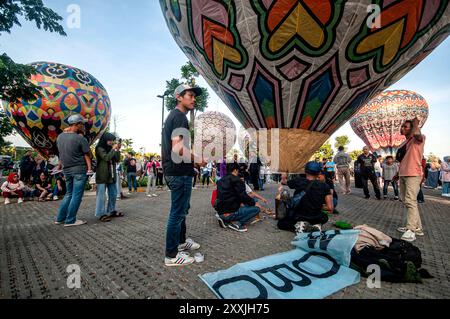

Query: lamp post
left=157, top=90, right=170, bottom=132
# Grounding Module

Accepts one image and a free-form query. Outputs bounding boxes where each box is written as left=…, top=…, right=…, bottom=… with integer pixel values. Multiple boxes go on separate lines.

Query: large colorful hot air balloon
left=194, top=111, right=236, bottom=161
left=2, top=62, right=111, bottom=158
left=350, top=90, right=429, bottom=156
left=160, top=0, right=450, bottom=172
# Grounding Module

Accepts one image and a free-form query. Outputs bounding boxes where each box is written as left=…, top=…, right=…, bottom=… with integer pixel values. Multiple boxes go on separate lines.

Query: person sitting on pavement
left=34, top=172, right=53, bottom=202
left=52, top=173, right=66, bottom=201
left=1, top=173, right=25, bottom=205
left=277, top=161, right=334, bottom=234
left=215, top=164, right=261, bottom=232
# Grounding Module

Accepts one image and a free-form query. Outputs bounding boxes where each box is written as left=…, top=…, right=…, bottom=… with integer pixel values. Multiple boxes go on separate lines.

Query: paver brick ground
left=0, top=182, right=449, bottom=299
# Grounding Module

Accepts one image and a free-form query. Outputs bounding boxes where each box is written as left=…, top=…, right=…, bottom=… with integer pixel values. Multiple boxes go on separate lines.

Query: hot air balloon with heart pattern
left=160, top=0, right=450, bottom=172
left=350, top=90, right=429, bottom=156
left=2, top=62, right=111, bottom=158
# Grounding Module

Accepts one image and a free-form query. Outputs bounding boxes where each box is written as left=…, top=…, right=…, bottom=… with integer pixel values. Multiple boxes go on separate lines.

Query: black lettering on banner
left=292, top=252, right=340, bottom=279
left=307, top=230, right=341, bottom=251
left=253, top=264, right=312, bottom=293
left=212, top=275, right=268, bottom=299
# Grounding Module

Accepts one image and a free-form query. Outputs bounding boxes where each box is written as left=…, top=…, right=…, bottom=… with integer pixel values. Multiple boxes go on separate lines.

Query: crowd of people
left=1, top=85, right=449, bottom=269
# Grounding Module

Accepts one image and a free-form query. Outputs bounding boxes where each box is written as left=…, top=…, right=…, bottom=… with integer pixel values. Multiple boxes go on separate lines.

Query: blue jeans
left=95, top=183, right=118, bottom=217
left=221, top=205, right=260, bottom=227
left=165, top=176, right=193, bottom=258
left=56, top=173, right=87, bottom=225
left=258, top=178, right=265, bottom=190
left=443, top=182, right=450, bottom=195
left=127, top=172, right=137, bottom=191
left=383, top=180, right=399, bottom=197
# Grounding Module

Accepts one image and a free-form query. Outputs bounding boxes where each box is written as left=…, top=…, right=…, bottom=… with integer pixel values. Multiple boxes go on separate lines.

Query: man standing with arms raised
left=162, top=84, right=202, bottom=266
left=395, top=118, right=426, bottom=242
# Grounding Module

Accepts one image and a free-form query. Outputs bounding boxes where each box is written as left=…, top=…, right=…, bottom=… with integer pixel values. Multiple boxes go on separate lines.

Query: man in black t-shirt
left=161, top=84, right=202, bottom=267
left=278, top=161, right=333, bottom=234
left=356, top=146, right=381, bottom=200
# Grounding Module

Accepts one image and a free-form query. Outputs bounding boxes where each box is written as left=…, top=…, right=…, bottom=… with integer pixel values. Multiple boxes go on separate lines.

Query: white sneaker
left=165, top=251, right=195, bottom=267
left=401, top=230, right=416, bottom=242
left=152, top=194, right=158, bottom=197
left=18, top=198, right=24, bottom=204
left=64, top=220, right=87, bottom=227
left=4, top=198, right=10, bottom=205
left=178, top=238, right=200, bottom=251
left=53, top=196, right=59, bottom=201
left=146, top=194, right=153, bottom=197
left=415, top=229, right=425, bottom=236
left=295, top=221, right=307, bottom=235
left=397, top=226, right=408, bottom=233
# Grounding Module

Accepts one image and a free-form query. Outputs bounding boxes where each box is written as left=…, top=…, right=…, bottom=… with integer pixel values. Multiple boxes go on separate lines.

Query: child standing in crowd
left=1, top=173, right=25, bottom=205
left=382, top=156, right=399, bottom=200
left=324, top=157, right=336, bottom=181
left=441, top=156, right=450, bottom=197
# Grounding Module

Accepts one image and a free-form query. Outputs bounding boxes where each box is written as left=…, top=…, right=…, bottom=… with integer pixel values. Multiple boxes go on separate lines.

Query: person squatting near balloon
left=161, top=84, right=203, bottom=267
left=276, top=161, right=334, bottom=235
left=394, top=118, right=426, bottom=242
left=1, top=173, right=25, bottom=205
left=214, top=164, right=261, bottom=232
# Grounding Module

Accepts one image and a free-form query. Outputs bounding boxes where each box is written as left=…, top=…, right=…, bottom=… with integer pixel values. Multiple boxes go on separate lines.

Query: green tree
left=1, top=0, right=66, bottom=102
left=334, top=135, right=350, bottom=151
left=121, top=138, right=134, bottom=155
left=349, top=150, right=363, bottom=161
left=0, top=108, right=14, bottom=152
left=1, top=0, right=66, bottom=150
left=164, top=62, right=210, bottom=144
left=312, top=141, right=334, bottom=161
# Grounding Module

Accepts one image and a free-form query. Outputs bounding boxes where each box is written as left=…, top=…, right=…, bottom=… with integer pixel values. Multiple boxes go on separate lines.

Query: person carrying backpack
left=278, top=161, right=334, bottom=234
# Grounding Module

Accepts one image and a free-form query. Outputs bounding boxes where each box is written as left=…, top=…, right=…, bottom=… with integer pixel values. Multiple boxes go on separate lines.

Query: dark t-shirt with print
left=357, top=154, right=377, bottom=176
left=161, top=108, right=194, bottom=176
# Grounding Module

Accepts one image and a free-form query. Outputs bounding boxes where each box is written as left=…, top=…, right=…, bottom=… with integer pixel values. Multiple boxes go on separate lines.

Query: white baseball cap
left=67, top=114, right=87, bottom=125
left=174, top=84, right=203, bottom=97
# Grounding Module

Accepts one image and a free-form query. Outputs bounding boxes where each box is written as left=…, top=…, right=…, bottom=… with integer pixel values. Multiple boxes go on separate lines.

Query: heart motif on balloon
left=2, top=62, right=111, bottom=158
left=160, top=0, right=450, bottom=171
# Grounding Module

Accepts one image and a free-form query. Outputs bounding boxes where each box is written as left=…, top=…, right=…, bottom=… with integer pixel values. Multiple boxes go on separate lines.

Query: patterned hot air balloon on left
left=350, top=90, right=429, bottom=156
left=2, top=62, right=111, bottom=158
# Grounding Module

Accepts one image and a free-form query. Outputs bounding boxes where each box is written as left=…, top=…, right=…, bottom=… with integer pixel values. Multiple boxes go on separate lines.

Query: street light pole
left=157, top=94, right=165, bottom=132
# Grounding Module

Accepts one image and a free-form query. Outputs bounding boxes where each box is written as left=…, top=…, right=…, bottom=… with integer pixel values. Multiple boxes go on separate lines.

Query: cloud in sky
left=3, top=0, right=450, bottom=160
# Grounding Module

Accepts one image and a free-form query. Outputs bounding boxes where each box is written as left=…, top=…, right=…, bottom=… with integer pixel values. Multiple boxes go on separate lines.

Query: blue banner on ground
left=200, top=230, right=360, bottom=299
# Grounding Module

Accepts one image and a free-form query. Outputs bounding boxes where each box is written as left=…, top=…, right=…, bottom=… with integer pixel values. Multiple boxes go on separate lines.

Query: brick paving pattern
left=0, top=182, right=449, bottom=299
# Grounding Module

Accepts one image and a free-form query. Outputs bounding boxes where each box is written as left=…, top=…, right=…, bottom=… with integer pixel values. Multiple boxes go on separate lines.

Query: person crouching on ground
left=95, top=133, right=123, bottom=222
left=277, top=161, right=333, bottom=234
left=2, top=173, right=25, bottom=205
left=34, top=172, right=53, bottom=202
left=215, top=164, right=261, bottom=232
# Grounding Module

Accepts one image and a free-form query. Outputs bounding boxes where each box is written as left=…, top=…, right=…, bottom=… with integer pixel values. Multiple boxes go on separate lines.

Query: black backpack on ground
left=350, top=238, right=432, bottom=283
